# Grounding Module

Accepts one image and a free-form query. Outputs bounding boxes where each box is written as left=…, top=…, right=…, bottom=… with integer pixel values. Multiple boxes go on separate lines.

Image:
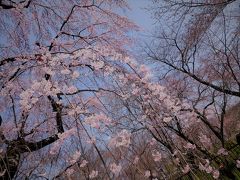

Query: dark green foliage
left=180, top=144, right=240, bottom=180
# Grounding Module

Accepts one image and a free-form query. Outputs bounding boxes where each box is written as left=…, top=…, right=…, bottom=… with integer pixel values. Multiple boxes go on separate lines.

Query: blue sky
left=117, top=0, right=155, bottom=56
left=119, top=0, right=155, bottom=40
left=126, top=0, right=154, bottom=32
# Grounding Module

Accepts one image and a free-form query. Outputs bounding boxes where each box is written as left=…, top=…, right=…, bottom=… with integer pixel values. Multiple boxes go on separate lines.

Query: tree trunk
left=0, top=148, right=20, bottom=179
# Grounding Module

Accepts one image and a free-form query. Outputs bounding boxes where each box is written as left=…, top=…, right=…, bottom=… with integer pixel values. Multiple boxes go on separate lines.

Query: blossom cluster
left=84, top=113, right=112, bottom=129
left=199, top=159, right=220, bottom=179
left=109, top=129, right=131, bottom=148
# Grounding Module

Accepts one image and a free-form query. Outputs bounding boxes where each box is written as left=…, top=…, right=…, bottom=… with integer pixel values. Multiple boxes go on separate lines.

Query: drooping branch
left=0, top=57, right=16, bottom=66
left=0, top=0, right=32, bottom=9
left=150, top=53, right=240, bottom=97
left=166, top=0, right=235, bottom=8
left=24, top=134, right=58, bottom=152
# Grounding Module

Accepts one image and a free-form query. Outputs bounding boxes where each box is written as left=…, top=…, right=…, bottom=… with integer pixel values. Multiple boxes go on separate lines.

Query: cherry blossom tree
left=143, top=0, right=240, bottom=179
left=1, top=0, right=240, bottom=179
left=0, top=0, right=140, bottom=179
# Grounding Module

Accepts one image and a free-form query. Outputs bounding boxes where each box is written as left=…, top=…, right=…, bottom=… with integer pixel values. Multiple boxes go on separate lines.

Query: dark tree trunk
left=0, top=148, right=20, bottom=180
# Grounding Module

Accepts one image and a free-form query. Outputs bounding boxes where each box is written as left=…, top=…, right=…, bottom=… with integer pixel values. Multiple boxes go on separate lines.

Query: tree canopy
left=0, top=0, right=239, bottom=179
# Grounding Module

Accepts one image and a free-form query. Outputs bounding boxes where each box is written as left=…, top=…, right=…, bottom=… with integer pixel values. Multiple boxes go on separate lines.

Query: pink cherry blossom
left=109, top=129, right=131, bottom=148
left=66, top=168, right=75, bottom=177
left=152, top=150, right=162, bottom=162
left=182, top=164, right=190, bottom=174
left=184, top=143, right=196, bottom=150
left=236, top=160, right=240, bottom=168
left=217, top=148, right=228, bottom=156
left=110, top=163, right=122, bottom=175
left=144, top=170, right=151, bottom=178
left=212, top=170, right=220, bottom=179
left=80, top=160, right=88, bottom=168
left=89, top=170, right=98, bottom=179
left=70, top=150, right=81, bottom=164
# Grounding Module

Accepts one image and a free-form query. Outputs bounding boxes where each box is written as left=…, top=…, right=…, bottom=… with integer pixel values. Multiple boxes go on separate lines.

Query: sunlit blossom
left=89, top=170, right=98, bottom=179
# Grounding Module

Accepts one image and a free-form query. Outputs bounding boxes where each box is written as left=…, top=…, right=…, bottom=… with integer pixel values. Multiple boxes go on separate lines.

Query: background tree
left=144, top=0, right=240, bottom=178
left=1, top=0, right=240, bottom=179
